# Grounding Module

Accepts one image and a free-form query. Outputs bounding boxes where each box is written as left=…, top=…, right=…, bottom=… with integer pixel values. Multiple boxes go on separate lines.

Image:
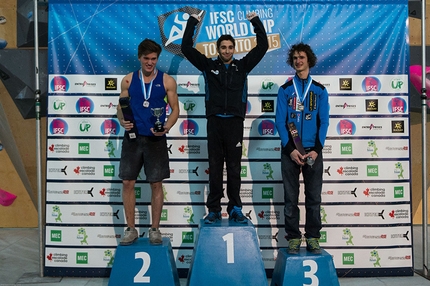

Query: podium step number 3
left=108, top=237, right=180, bottom=286
left=271, top=248, right=339, bottom=286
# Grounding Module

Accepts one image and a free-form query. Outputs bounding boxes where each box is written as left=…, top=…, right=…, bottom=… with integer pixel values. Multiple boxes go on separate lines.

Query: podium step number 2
left=108, top=237, right=180, bottom=286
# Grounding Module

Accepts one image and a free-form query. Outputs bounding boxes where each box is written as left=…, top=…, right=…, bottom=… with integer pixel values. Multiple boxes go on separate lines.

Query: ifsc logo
left=158, top=7, right=205, bottom=57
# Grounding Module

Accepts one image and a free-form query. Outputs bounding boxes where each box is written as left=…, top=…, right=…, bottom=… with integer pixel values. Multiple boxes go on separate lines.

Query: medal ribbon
left=292, top=75, right=312, bottom=106
left=140, top=69, right=156, bottom=103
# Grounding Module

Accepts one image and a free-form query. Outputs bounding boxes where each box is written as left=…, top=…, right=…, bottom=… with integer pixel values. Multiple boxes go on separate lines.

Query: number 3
left=303, top=259, right=319, bottom=286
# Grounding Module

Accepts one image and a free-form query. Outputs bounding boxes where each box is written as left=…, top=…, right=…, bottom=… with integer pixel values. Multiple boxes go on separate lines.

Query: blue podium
left=271, top=248, right=339, bottom=286
left=187, top=219, right=267, bottom=286
left=109, top=237, right=180, bottom=286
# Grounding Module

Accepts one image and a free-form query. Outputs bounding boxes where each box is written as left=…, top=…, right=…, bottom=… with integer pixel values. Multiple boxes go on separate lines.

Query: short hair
left=217, top=35, right=235, bottom=49
left=287, top=43, right=317, bottom=68
left=137, top=39, right=162, bottom=58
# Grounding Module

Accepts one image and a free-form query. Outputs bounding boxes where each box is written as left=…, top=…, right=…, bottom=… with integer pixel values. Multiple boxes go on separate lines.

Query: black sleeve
left=241, top=16, right=269, bottom=72
left=181, top=17, right=209, bottom=71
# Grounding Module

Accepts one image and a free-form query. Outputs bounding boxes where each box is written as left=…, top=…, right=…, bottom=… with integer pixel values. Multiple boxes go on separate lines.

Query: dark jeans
left=281, top=146, right=323, bottom=240
left=206, top=116, right=244, bottom=214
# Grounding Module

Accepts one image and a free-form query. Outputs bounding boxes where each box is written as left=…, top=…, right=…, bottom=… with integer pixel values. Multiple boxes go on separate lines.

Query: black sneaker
left=204, top=211, right=221, bottom=224
left=287, top=238, right=301, bottom=254
left=229, top=206, right=248, bottom=223
left=306, top=238, right=322, bottom=254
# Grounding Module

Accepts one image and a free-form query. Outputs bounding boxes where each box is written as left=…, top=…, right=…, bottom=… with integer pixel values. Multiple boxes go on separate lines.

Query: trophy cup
left=151, top=107, right=165, bottom=132
left=119, top=97, right=138, bottom=141
left=288, top=122, right=314, bottom=166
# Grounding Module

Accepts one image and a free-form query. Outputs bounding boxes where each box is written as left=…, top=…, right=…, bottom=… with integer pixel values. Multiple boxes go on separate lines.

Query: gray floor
left=1, top=227, right=430, bottom=286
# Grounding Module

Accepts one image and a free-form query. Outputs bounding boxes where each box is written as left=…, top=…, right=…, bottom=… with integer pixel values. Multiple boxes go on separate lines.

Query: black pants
left=206, top=116, right=244, bottom=214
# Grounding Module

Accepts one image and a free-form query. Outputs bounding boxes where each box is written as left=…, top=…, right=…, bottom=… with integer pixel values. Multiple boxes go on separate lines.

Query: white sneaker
left=119, top=227, right=138, bottom=245
left=149, top=228, right=162, bottom=244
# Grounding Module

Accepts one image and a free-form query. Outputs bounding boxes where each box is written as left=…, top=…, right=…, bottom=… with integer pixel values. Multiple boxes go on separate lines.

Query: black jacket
left=181, top=16, right=268, bottom=119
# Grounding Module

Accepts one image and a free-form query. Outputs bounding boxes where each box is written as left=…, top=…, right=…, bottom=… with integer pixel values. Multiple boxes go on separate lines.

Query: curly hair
left=286, top=42, right=317, bottom=68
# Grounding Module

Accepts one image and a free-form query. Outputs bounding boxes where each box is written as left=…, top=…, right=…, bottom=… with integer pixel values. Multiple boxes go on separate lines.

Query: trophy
left=119, top=97, right=138, bottom=141
left=288, top=122, right=314, bottom=166
left=151, top=107, right=165, bottom=133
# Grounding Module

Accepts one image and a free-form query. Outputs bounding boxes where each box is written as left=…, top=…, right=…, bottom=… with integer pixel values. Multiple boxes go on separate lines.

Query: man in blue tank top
left=116, top=39, right=179, bottom=245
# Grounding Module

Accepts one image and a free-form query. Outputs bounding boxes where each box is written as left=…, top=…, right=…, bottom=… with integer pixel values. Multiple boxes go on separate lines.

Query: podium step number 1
left=187, top=219, right=268, bottom=286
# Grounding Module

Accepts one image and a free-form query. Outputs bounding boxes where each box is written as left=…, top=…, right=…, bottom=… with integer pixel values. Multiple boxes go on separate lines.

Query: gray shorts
left=119, top=136, right=170, bottom=182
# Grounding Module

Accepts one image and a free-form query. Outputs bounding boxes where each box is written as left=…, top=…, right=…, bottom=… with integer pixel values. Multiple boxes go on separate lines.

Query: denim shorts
left=119, top=136, right=170, bottom=182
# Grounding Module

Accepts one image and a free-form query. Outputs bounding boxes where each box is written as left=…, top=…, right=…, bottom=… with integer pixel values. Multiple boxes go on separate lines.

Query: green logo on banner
left=135, top=187, right=141, bottom=199
left=319, top=231, right=327, bottom=243
left=240, top=166, right=247, bottom=177
left=104, top=165, right=115, bottom=177
left=367, top=165, right=378, bottom=176
left=78, top=143, right=90, bottom=154
left=343, top=253, right=354, bottom=265
left=394, top=186, right=404, bottom=198
left=76, top=252, right=88, bottom=264
left=51, top=230, right=62, bottom=242
left=161, top=209, right=168, bottom=221
left=340, top=143, right=352, bottom=155
left=182, top=231, right=194, bottom=243
left=262, top=187, right=273, bottom=199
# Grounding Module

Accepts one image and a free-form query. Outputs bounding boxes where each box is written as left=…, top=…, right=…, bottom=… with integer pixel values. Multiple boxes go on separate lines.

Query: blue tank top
left=128, top=70, right=167, bottom=136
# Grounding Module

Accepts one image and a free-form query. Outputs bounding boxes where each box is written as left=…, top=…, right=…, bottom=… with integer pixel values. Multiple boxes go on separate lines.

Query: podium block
left=109, top=237, right=180, bottom=286
left=271, top=248, right=339, bottom=286
left=187, top=219, right=267, bottom=286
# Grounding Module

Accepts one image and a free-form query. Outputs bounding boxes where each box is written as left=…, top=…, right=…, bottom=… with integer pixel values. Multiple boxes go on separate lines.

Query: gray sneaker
left=149, top=228, right=162, bottom=244
left=120, top=227, right=138, bottom=246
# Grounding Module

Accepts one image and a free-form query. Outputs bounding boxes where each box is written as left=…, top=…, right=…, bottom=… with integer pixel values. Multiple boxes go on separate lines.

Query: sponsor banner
left=320, top=226, right=412, bottom=247
left=321, top=182, right=410, bottom=202
left=167, top=139, right=208, bottom=159
left=323, top=161, right=410, bottom=181
left=47, top=139, right=122, bottom=159
left=46, top=204, right=207, bottom=225
left=222, top=183, right=284, bottom=203
left=249, top=75, right=408, bottom=95
left=48, top=74, right=408, bottom=95
left=320, top=204, right=411, bottom=225
left=48, top=75, right=122, bottom=94
left=329, top=96, right=408, bottom=115
left=47, top=117, right=123, bottom=137
left=47, top=161, right=121, bottom=180
left=323, top=139, right=409, bottom=159
left=328, top=117, right=408, bottom=137
left=327, top=248, right=413, bottom=268
left=48, top=95, right=119, bottom=115
left=46, top=226, right=199, bottom=248
left=46, top=182, right=206, bottom=203
left=45, top=247, right=117, bottom=268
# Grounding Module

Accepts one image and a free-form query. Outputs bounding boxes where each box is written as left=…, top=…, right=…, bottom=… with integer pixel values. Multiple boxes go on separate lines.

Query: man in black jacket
left=181, top=11, right=268, bottom=224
